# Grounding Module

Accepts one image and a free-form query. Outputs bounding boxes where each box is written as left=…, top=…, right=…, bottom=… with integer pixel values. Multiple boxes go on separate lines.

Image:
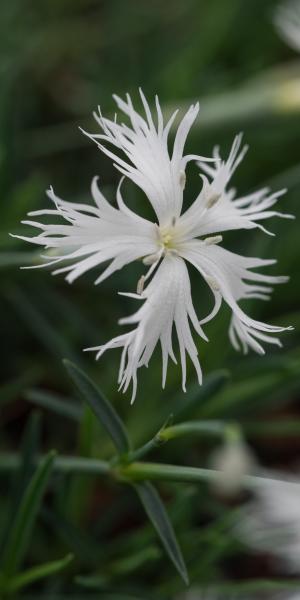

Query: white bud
left=210, top=433, right=256, bottom=497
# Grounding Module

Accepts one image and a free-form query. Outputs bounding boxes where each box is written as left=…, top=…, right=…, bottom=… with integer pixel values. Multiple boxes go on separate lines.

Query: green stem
left=1, top=454, right=300, bottom=491
left=118, top=462, right=300, bottom=491
left=160, top=420, right=226, bottom=441
left=0, top=454, right=110, bottom=476
left=127, top=437, right=164, bottom=462
left=152, top=419, right=300, bottom=442
left=119, top=462, right=216, bottom=484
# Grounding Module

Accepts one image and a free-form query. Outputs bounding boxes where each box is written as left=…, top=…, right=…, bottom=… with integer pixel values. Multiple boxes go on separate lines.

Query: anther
left=137, top=275, right=145, bottom=295
left=179, top=170, right=186, bottom=189
left=163, top=234, right=172, bottom=245
left=206, top=192, right=221, bottom=209
left=204, top=235, right=223, bottom=246
left=205, top=275, right=220, bottom=291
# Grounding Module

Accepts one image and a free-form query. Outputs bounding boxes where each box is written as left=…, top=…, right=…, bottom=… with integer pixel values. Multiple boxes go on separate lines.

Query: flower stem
left=160, top=420, right=226, bottom=441
left=1, top=453, right=299, bottom=491
left=0, top=453, right=110, bottom=476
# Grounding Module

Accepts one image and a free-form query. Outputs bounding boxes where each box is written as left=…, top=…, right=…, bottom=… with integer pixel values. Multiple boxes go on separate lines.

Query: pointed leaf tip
left=134, top=481, right=189, bottom=585
left=63, top=359, right=130, bottom=454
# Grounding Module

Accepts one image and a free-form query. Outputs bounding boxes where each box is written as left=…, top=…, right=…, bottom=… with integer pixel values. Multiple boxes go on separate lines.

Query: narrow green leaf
left=0, top=369, right=43, bottom=408
left=109, top=546, right=160, bottom=576
left=6, top=286, right=77, bottom=362
left=0, top=412, right=42, bottom=555
left=10, top=411, right=41, bottom=503
left=172, top=370, right=229, bottom=420
left=75, top=574, right=107, bottom=590
left=1, top=450, right=55, bottom=578
left=134, top=481, right=188, bottom=585
left=78, top=406, right=94, bottom=456
left=7, top=553, right=73, bottom=593
left=63, top=360, right=130, bottom=454
left=25, top=388, right=82, bottom=422
left=66, top=405, right=95, bottom=522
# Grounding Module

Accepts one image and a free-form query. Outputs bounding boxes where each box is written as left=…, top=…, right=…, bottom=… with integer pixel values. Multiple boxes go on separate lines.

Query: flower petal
left=86, top=254, right=207, bottom=402
left=180, top=241, right=291, bottom=352
left=182, top=135, right=294, bottom=239
left=12, top=177, right=157, bottom=283
left=81, top=90, right=213, bottom=227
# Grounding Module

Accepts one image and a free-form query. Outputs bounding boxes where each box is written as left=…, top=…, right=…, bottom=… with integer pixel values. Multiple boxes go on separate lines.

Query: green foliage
left=3, top=553, right=74, bottom=595
left=134, top=482, right=188, bottom=585
left=64, top=359, right=131, bottom=454
left=1, top=451, right=55, bottom=579
left=0, top=451, right=72, bottom=596
left=1, top=0, right=300, bottom=596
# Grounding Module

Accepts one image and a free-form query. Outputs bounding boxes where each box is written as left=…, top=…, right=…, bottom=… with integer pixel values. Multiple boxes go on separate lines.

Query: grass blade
left=6, top=285, right=77, bottom=363
left=64, top=360, right=130, bottom=454
left=6, top=553, right=73, bottom=593
left=0, top=412, right=41, bottom=557
left=25, top=388, right=82, bottom=422
left=134, top=481, right=188, bottom=585
left=1, top=450, right=55, bottom=578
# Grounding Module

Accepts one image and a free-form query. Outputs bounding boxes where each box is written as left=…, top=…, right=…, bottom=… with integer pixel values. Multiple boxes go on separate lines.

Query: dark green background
left=1, top=0, right=300, bottom=597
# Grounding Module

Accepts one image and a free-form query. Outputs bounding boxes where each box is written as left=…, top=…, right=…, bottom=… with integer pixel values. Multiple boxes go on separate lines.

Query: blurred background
left=1, top=0, right=300, bottom=598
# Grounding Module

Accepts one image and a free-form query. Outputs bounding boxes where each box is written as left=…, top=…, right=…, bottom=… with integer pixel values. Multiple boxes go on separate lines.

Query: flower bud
left=210, top=427, right=256, bottom=497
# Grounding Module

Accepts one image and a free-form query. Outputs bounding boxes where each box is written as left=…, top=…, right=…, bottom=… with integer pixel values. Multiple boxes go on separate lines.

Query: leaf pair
left=64, top=360, right=189, bottom=584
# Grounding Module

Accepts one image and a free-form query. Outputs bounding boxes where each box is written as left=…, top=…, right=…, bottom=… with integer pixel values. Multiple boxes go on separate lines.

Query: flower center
left=161, top=231, right=174, bottom=249
left=141, top=222, right=179, bottom=268
left=158, top=221, right=179, bottom=251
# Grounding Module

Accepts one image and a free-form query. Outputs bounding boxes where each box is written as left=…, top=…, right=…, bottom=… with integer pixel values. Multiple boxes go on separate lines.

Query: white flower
left=274, top=0, right=300, bottom=52
left=13, top=90, right=293, bottom=401
left=237, top=471, right=300, bottom=573
left=209, top=434, right=256, bottom=497
left=277, top=596, right=300, bottom=600
left=176, top=591, right=246, bottom=600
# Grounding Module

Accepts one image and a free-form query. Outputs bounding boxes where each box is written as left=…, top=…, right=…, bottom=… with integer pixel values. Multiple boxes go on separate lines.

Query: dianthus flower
left=237, top=470, right=300, bottom=573
left=14, top=91, right=293, bottom=401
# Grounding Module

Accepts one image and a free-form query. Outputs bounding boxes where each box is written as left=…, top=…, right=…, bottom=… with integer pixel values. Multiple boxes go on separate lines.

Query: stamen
left=179, top=170, right=186, bottom=189
left=204, top=235, right=223, bottom=246
left=137, top=275, right=145, bottom=295
left=206, top=192, right=221, bottom=209
left=163, top=233, right=172, bottom=245
left=143, top=251, right=162, bottom=265
left=205, top=275, right=220, bottom=291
